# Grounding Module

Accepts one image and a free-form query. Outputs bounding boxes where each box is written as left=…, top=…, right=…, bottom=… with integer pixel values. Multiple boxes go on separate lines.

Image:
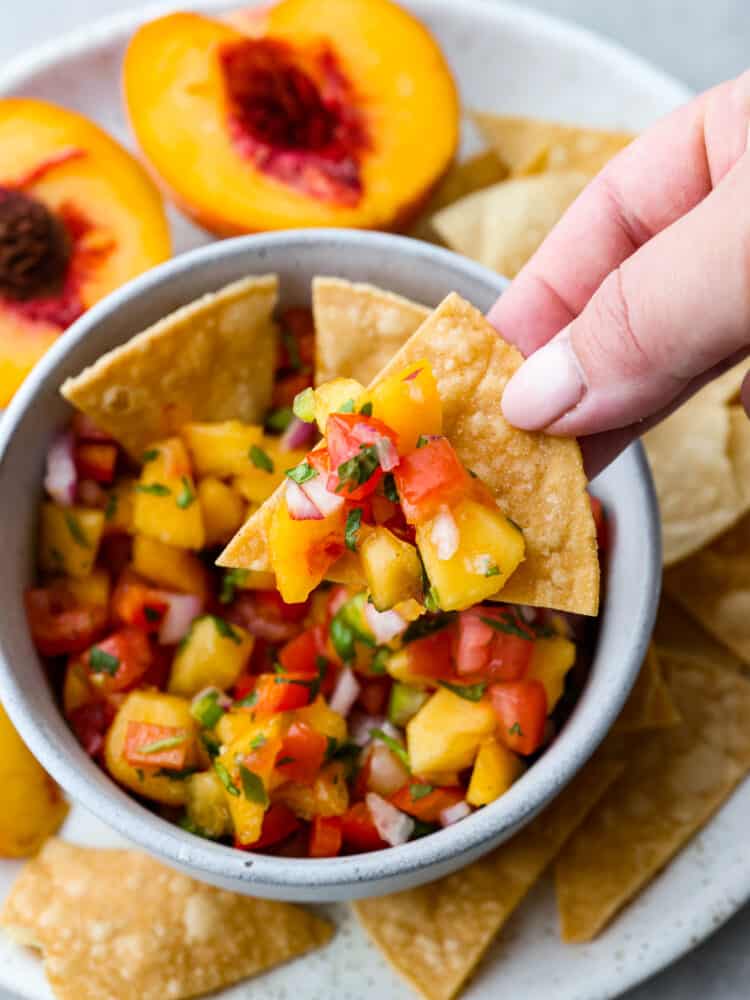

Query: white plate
left=0, top=3, right=717, bottom=999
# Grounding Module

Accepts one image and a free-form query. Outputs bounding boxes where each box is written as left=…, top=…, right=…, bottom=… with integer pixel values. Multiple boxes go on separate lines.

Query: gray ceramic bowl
left=0, top=230, right=660, bottom=901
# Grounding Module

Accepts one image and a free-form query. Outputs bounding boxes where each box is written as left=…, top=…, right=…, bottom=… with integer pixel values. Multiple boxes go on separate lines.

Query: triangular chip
left=431, top=172, right=588, bottom=278
left=653, top=594, right=745, bottom=673
left=471, top=112, right=633, bottom=176
left=220, top=293, right=599, bottom=615
left=313, top=277, right=429, bottom=387
left=555, top=656, right=750, bottom=942
left=1, top=839, right=332, bottom=1000
left=61, top=275, right=279, bottom=458
left=354, top=755, right=622, bottom=1000
left=612, top=644, right=680, bottom=734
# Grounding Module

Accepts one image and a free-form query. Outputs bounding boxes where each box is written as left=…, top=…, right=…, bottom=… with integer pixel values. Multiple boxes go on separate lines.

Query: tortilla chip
left=613, top=644, right=680, bottom=734
left=61, top=275, right=279, bottom=458
left=703, top=362, right=746, bottom=405
left=354, top=755, right=623, bottom=1000
left=313, top=277, right=428, bottom=387
left=653, top=594, right=746, bottom=673
left=431, top=172, right=588, bottom=278
left=729, top=405, right=750, bottom=504
left=471, top=112, right=633, bottom=177
left=408, top=150, right=509, bottom=242
left=643, top=394, right=745, bottom=566
left=1, top=839, right=332, bottom=1000
left=555, top=656, right=750, bottom=942
left=221, top=293, right=599, bottom=616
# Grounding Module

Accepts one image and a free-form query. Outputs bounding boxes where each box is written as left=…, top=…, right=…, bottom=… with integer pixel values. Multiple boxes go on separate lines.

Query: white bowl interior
left=0, top=231, right=660, bottom=900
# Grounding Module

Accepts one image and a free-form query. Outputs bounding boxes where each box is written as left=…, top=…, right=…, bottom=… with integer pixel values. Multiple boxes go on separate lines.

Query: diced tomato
left=341, top=801, right=387, bottom=853
left=326, top=413, right=398, bottom=500
left=25, top=585, right=108, bottom=657
left=589, top=495, right=607, bottom=550
left=393, top=436, right=471, bottom=524
left=74, top=442, right=117, bottom=484
left=490, top=680, right=548, bottom=756
left=67, top=700, right=116, bottom=758
left=402, top=628, right=456, bottom=681
left=463, top=606, right=534, bottom=682
left=309, top=815, right=343, bottom=857
left=352, top=747, right=371, bottom=800
left=238, top=803, right=300, bottom=850
left=97, top=534, right=132, bottom=576
left=141, top=645, right=172, bottom=690
left=278, top=625, right=327, bottom=675
left=273, top=372, right=312, bottom=409
left=390, top=784, right=464, bottom=822
left=254, top=589, right=309, bottom=624
left=326, top=585, right=350, bottom=620
left=277, top=307, right=315, bottom=372
left=233, top=673, right=255, bottom=701
left=111, top=571, right=168, bottom=632
left=306, top=447, right=330, bottom=477
left=71, top=411, right=113, bottom=443
left=83, top=628, right=153, bottom=694
left=486, top=629, right=533, bottom=682
left=357, top=677, right=390, bottom=716
left=276, top=722, right=328, bottom=785
left=454, top=609, right=494, bottom=675
left=226, top=591, right=305, bottom=643
left=249, top=673, right=312, bottom=714
left=372, top=493, right=398, bottom=525
left=123, top=720, right=191, bottom=770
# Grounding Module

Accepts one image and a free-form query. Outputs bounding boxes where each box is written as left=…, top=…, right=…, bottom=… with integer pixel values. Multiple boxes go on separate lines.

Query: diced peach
left=168, top=615, right=254, bottom=697
left=131, top=534, right=208, bottom=598
left=406, top=687, right=495, bottom=775
left=527, top=635, right=576, bottom=712
left=466, top=737, right=523, bottom=806
left=268, top=496, right=345, bottom=603
left=181, top=420, right=263, bottom=478
left=133, top=438, right=204, bottom=549
left=103, top=478, right=136, bottom=535
left=360, top=361, right=441, bottom=453
left=39, top=503, right=104, bottom=579
left=198, top=477, right=246, bottom=546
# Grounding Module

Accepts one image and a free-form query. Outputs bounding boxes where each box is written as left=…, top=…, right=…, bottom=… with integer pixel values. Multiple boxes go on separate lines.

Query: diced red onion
left=286, top=480, right=324, bottom=520
left=375, top=436, right=399, bottom=472
left=299, top=473, right=344, bottom=516
left=439, top=800, right=471, bottom=827
left=77, top=478, right=107, bottom=508
left=380, top=720, right=402, bottom=743
left=519, top=605, right=538, bottom=624
left=430, top=509, right=459, bottom=560
left=191, top=686, right=232, bottom=711
left=280, top=415, right=317, bottom=451
left=329, top=666, right=361, bottom=718
left=367, top=743, right=410, bottom=797
left=349, top=711, right=385, bottom=747
left=224, top=593, right=301, bottom=642
left=364, top=602, right=407, bottom=644
left=44, top=430, right=77, bottom=506
left=158, top=593, right=204, bottom=644
left=366, top=793, right=414, bottom=846
left=328, top=586, right=350, bottom=618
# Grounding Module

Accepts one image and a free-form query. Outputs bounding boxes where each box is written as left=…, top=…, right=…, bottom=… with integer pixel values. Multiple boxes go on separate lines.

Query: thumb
left=501, top=151, right=750, bottom=436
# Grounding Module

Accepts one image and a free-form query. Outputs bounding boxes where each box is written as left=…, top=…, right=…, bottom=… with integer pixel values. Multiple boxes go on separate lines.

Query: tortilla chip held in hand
left=219, top=291, right=599, bottom=616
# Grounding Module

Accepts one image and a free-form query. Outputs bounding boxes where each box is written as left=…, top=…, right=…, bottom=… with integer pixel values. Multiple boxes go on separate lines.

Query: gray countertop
left=0, top=2, right=747, bottom=998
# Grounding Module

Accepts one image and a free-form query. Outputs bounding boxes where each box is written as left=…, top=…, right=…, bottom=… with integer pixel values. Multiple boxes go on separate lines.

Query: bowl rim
left=0, top=229, right=661, bottom=894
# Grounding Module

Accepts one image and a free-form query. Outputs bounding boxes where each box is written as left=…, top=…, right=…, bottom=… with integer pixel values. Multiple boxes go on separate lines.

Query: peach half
left=0, top=99, right=171, bottom=405
left=123, top=0, right=459, bottom=234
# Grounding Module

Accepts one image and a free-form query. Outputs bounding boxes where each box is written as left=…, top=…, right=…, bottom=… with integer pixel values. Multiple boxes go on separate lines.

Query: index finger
left=487, top=73, right=750, bottom=355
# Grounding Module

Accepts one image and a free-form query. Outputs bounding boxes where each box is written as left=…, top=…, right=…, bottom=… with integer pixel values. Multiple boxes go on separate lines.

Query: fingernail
left=501, top=328, right=586, bottom=430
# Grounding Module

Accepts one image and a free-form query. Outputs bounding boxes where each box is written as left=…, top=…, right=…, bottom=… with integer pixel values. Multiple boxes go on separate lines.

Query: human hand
left=489, top=71, right=750, bottom=478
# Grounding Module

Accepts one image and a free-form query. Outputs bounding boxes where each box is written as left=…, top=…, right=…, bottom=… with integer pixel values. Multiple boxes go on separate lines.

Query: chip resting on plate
left=313, top=277, right=428, bottom=387
left=220, top=291, right=599, bottom=616
left=430, top=172, right=589, bottom=278
left=0, top=839, right=332, bottom=1000
left=354, top=754, right=623, bottom=1000
left=470, top=112, right=634, bottom=176
left=555, top=656, right=750, bottom=942
left=408, top=149, right=508, bottom=241
left=61, top=275, right=279, bottom=458
left=652, top=595, right=746, bottom=673
left=612, top=644, right=680, bottom=735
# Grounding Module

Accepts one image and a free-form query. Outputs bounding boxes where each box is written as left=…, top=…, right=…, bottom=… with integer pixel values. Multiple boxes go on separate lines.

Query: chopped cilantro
left=292, top=387, right=316, bottom=423
left=266, top=406, right=295, bottom=432
left=416, top=435, right=429, bottom=448
left=249, top=733, right=267, bottom=750
left=201, top=732, right=221, bottom=758
left=439, top=680, right=487, bottom=702
left=89, top=646, right=119, bottom=675
left=239, top=764, right=268, bottom=805
left=136, top=482, right=171, bottom=497
left=484, top=564, right=501, bottom=577
left=156, top=766, right=198, bottom=780
left=210, top=615, right=242, bottom=644
left=409, top=783, right=434, bottom=801
left=176, top=476, right=195, bottom=509
left=335, top=444, right=379, bottom=493
left=383, top=473, right=399, bottom=502
left=424, top=586, right=441, bottom=613
left=235, top=690, right=258, bottom=708
left=143, top=605, right=162, bottom=623
left=214, top=760, right=240, bottom=796
left=402, top=611, right=456, bottom=644
left=370, top=728, right=410, bottom=769
left=249, top=445, right=274, bottom=473
left=286, top=461, right=317, bottom=485
left=509, top=721, right=523, bottom=736
left=479, top=614, right=532, bottom=640
left=219, top=568, right=249, bottom=604
left=104, top=492, right=118, bottom=522
left=138, top=733, right=187, bottom=754
left=64, top=512, right=90, bottom=548
left=141, top=448, right=159, bottom=463
left=277, top=755, right=296, bottom=767
left=338, top=398, right=355, bottom=413
left=359, top=401, right=373, bottom=416
left=330, top=614, right=356, bottom=663
left=371, top=647, right=390, bottom=675
left=345, top=507, right=363, bottom=552
left=191, top=691, right=224, bottom=729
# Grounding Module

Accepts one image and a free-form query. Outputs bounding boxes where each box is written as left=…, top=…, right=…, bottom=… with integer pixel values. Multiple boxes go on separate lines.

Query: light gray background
left=0, top=2, right=747, bottom=998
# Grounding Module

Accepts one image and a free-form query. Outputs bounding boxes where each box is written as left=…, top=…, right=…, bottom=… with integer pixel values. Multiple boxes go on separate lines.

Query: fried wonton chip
left=431, top=172, right=588, bottom=278
left=0, top=839, right=332, bottom=1000
left=613, top=644, right=680, bottom=734
left=221, top=293, right=599, bottom=615
left=471, top=112, right=634, bottom=177
left=408, top=149, right=509, bottom=242
left=61, top=275, right=279, bottom=458
left=555, top=656, right=750, bottom=942
left=354, top=755, right=623, bottom=1000
left=313, top=277, right=428, bottom=387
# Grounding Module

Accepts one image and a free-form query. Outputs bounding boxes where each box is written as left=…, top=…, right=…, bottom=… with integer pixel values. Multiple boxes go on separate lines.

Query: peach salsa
left=25, top=277, right=603, bottom=857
